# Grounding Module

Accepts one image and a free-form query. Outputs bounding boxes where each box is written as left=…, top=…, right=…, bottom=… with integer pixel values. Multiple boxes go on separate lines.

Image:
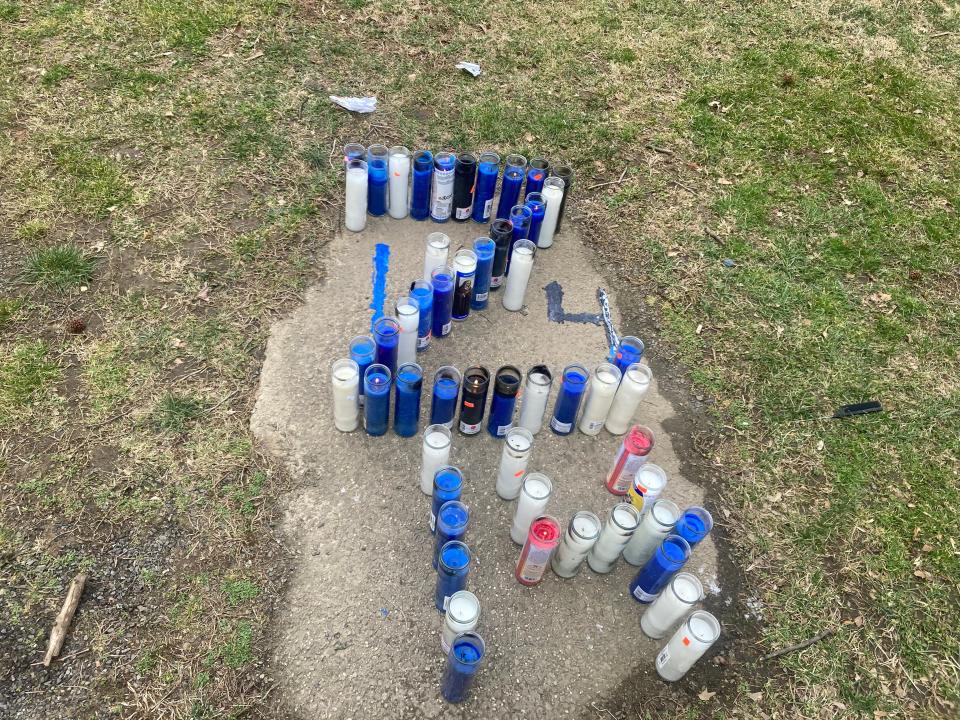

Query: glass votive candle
left=429, top=365, right=461, bottom=429
left=613, top=335, right=645, bottom=375
left=627, top=463, right=668, bottom=514
left=441, top=630, right=484, bottom=703
left=495, top=427, right=534, bottom=500
left=604, top=362, right=652, bottom=435
left=434, top=500, right=470, bottom=569
left=641, top=572, right=703, bottom=639
left=393, top=362, right=423, bottom=438
left=431, top=466, right=464, bottom=533
left=551, top=510, right=601, bottom=578
left=516, top=365, right=552, bottom=434
left=605, top=424, right=655, bottom=494
left=435, top=540, right=471, bottom=612
left=515, top=515, right=561, bottom=586
left=549, top=363, right=589, bottom=436
left=655, top=611, right=721, bottom=681
left=362, top=363, right=391, bottom=436
left=586, top=502, right=642, bottom=573
left=441, top=591, right=480, bottom=654
left=419, top=424, right=452, bottom=496
left=372, top=316, right=401, bottom=375
left=675, top=506, right=714, bottom=548
left=330, top=358, right=359, bottom=432
left=622, top=499, right=680, bottom=567
left=578, top=362, right=622, bottom=436
left=629, top=534, right=692, bottom=603
left=510, top=472, right=552, bottom=545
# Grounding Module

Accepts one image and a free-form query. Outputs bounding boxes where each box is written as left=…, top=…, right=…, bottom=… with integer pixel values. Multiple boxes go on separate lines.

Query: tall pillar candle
left=641, top=572, right=703, bottom=640
left=549, top=363, right=589, bottom=435
left=366, top=144, right=389, bottom=216
left=420, top=424, right=452, bottom=495
left=373, top=317, right=400, bottom=375
left=586, top=502, right=642, bottom=573
left=622, top=499, right=679, bottom=567
left=496, top=154, right=526, bottom=220
left=430, top=151, right=456, bottom=223
left=330, top=358, right=360, bottom=432
left=515, top=515, right=561, bottom=586
left=525, top=157, right=549, bottom=197
left=342, top=142, right=365, bottom=164
left=431, top=466, right=464, bottom=533
left=348, top=335, right=375, bottom=406
left=434, top=500, right=470, bottom=569
left=605, top=362, right=652, bottom=435
left=435, top=540, right=471, bottom=612
left=551, top=510, right=601, bottom=578
left=393, top=362, right=423, bottom=438
left=410, top=278, right=434, bottom=351
left=471, top=152, right=500, bottom=223
left=430, top=366, right=461, bottom=429
left=501, top=239, right=536, bottom=312
left=344, top=158, right=368, bottom=232
left=605, top=424, right=655, bottom=494
left=629, top=534, right=692, bottom=603
left=487, top=365, right=522, bottom=438
left=495, top=427, right=534, bottom=500
left=470, top=237, right=495, bottom=310
left=517, top=365, right=552, bottom=434
left=423, top=232, right=451, bottom=279
left=675, top=506, right=714, bottom=548
left=394, top=295, right=419, bottom=368
left=451, top=248, right=477, bottom=322
left=578, top=362, right=622, bottom=435
left=505, top=204, right=532, bottom=274
left=388, top=146, right=411, bottom=219
left=458, top=366, right=490, bottom=435
left=549, top=164, right=573, bottom=233
left=613, top=335, right=645, bottom=375
left=431, top=265, right=455, bottom=339
left=655, top=611, right=721, bottom=682
left=510, top=472, right=553, bottom=545
left=452, top=152, right=477, bottom=222
left=362, top=363, right=391, bottom=436
left=441, top=591, right=480, bottom=654
left=537, top=176, right=564, bottom=248
left=441, top=630, right=484, bottom=703
left=628, top=463, right=668, bottom=514
left=488, top=218, right=513, bottom=289
left=410, top=150, right=433, bottom=221
left=524, top=192, right=546, bottom=247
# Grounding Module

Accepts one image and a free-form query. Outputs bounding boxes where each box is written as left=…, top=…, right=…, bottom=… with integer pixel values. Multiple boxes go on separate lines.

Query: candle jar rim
left=526, top=191, right=545, bottom=204
left=395, top=295, right=419, bottom=316
left=446, top=591, right=480, bottom=624
left=424, top=423, right=452, bottom=447
left=521, top=472, right=552, bottom=499
left=431, top=265, right=455, bottom=285
left=427, top=231, right=451, bottom=249
left=437, top=500, right=469, bottom=530
left=456, top=152, right=477, bottom=166
left=594, top=362, right=622, bottom=385
left=529, top=514, right=561, bottom=543
left=669, top=572, right=704, bottom=604
left=568, top=510, right=601, bottom=541
left=680, top=506, right=714, bottom=534
left=526, top=364, right=553, bottom=385
left=435, top=151, right=456, bottom=164
left=364, top=363, right=392, bottom=384
left=411, top=277, right=434, bottom=292
left=624, top=362, right=652, bottom=385
left=449, top=631, right=485, bottom=663
left=331, top=357, right=359, bottom=378
left=346, top=158, right=368, bottom=172
left=513, top=239, right=536, bottom=254
left=438, top=540, right=471, bottom=572
left=562, top=363, right=590, bottom=385
left=366, top=143, right=389, bottom=158
left=434, top=465, right=464, bottom=493
left=373, top=317, right=401, bottom=336
left=510, top=204, right=533, bottom=221
left=635, top=463, right=667, bottom=493
left=413, top=149, right=433, bottom=169
left=490, top=218, right=513, bottom=237
left=463, top=366, right=490, bottom=387
left=388, top=145, right=411, bottom=157
left=543, top=175, right=565, bottom=191
left=529, top=157, right=550, bottom=170
left=619, top=335, right=645, bottom=350
left=473, top=236, right=496, bottom=254
left=609, top=502, right=642, bottom=532
left=342, top=142, right=365, bottom=157
left=348, top=334, right=376, bottom=355
left=550, top=164, right=574, bottom=178
left=494, top=365, right=523, bottom=396
left=648, top=499, right=681, bottom=528
left=434, top=365, right=463, bottom=384
left=661, top=534, right=692, bottom=562
left=505, top=153, right=527, bottom=168
left=396, top=362, right=424, bottom=385
left=478, top=151, right=500, bottom=165
left=686, top=610, right=721, bottom=644
left=504, top=426, right=534, bottom=450
left=454, top=248, right=479, bottom=266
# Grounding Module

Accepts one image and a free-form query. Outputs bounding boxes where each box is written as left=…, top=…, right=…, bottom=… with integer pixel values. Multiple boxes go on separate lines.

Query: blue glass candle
left=372, top=317, right=400, bottom=375
left=629, top=534, right=691, bottom=603
left=488, top=218, right=513, bottom=290
left=366, top=144, right=389, bottom=216
left=393, top=362, right=423, bottom=437
left=549, top=363, right=589, bottom=435
left=410, top=278, right=434, bottom=351
left=410, top=150, right=434, bottom=221
left=505, top=204, right=532, bottom=275
left=431, top=265, right=455, bottom=338
left=342, top=142, right=365, bottom=165
left=348, top=335, right=375, bottom=405
left=495, top=154, right=527, bottom=220
left=675, top=506, right=714, bottom=547
left=525, top=157, right=549, bottom=196
left=430, top=366, right=461, bottom=429
left=435, top=540, right=471, bottom=612
left=471, top=152, right=500, bottom=223
left=487, top=365, right=522, bottom=438
left=431, top=466, right=464, bottom=533
left=431, top=151, right=456, bottom=223
left=441, top=631, right=485, bottom=703
left=613, top=335, right=645, bottom=375
left=433, top=500, right=470, bottom=569
left=524, top=192, right=546, bottom=248
left=471, top=237, right=495, bottom=310
left=362, top=363, right=391, bottom=436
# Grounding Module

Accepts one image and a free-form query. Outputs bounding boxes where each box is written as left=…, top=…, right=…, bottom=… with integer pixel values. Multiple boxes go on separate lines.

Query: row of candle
left=342, top=144, right=573, bottom=242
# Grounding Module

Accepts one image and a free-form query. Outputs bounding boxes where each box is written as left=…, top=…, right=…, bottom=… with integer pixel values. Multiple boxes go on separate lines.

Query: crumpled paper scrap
left=455, top=61, right=482, bottom=77
left=329, top=95, right=377, bottom=113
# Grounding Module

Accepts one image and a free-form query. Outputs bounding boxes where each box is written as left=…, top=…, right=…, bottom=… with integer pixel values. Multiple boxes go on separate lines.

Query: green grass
left=222, top=578, right=259, bottom=606
left=152, top=393, right=203, bottom=433
left=53, top=145, right=132, bottom=217
left=0, top=1, right=18, bottom=21
left=0, top=342, right=60, bottom=417
left=40, top=63, right=71, bottom=87
left=23, top=244, right=97, bottom=291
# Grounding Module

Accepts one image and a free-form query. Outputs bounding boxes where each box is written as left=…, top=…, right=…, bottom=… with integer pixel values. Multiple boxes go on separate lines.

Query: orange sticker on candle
left=464, top=401, right=475, bottom=408
left=394, top=171, right=402, bottom=176
left=514, top=470, right=524, bottom=477
left=682, top=636, right=691, bottom=646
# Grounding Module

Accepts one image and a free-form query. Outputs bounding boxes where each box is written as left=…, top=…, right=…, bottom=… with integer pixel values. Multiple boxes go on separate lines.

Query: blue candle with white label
left=506, top=204, right=532, bottom=275
left=433, top=500, right=470, bottom=569
left=471, top=237, right=495, bottom=310
left=363, top=364, right=391, bottom=436
left=549, top=363, right=588, bottom=435
left=524, top=192, right=546, bottom=248
left=431, top=265, right=455, bottom=338
left=394, top=362, right=423, bottom=437
left=410, top=150, right=433, bottom=221
left=349, top=335, right=376, bottom=405
left=372, top=317, right=400, bottom=375
left=487, top=365, right=522, bottom=438
left=441, top=631, right=484, bottom=703
left=366, top=144, right=389, bottom=216
left=629, top=534, right=691, bottom=603
left=525, top=157, right=549, bottom=196
left=410, top=278, right=433, bottom=351
left=496, top=154, right=526, bottom=220
left=471, top=152, right=500, bottom=223
left=431, top=151, right=456, bottom=223
left=435, top=540, right=471, bottom=612
left=431, top=466, right=464, bottom=534
left=675, top=506, right=713, bottom=547
left=430, top=366, right=461, bottom=429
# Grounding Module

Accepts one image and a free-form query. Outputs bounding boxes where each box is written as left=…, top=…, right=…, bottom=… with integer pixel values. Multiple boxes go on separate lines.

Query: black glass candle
left=550, top=165, right=573, bottom=233
left=488, top=219, right=514, bottom=290
left=458, top=366, right=490, bottom=435
left=453, top=153, right=478, bottom=222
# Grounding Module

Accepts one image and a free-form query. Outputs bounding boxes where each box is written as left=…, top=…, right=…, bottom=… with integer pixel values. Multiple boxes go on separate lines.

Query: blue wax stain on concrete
left=369, top=243, right=391, bottom=333
left=543, top=280, right=602, bottom=325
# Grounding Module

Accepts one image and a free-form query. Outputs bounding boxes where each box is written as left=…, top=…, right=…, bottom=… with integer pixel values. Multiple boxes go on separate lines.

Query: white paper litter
left=455, top=61, right=482, bottom=77
left=329, top=95, right=377, bottom=113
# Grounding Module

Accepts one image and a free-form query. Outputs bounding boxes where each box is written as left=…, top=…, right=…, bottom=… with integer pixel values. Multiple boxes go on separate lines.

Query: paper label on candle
left=443, top=594, right=451, bottom=611
left=417, top=334, right=430, bottom=350
left=483, top=198, right=493, bottom=218
left=430, top=512, right=437, bottom=532
left=431, top=170, right=454, bottom=218
left=550, top=417, right=572, bottom=433
left=656, top=647, right=670, bottom=668
left=455, top=206, right=471, bottom=220
left=442, top=321, right=452, bottom=336
left=459, top=420, right=481, bottom=435
left=358, top=395, right=365, bottom=406
left=584, top=419, right=604, bottom=432
left=632, top=586, right=658, bottom=603
left=475, top=291, right=488, bottom=302
left=496, top=423, right=512, bottom=436
left=490, top=275, right=503, bottom=288
left=518, top=544, right=553, bottom=583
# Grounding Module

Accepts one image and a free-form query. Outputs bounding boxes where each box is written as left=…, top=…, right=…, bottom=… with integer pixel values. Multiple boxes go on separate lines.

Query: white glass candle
left=502, top=239, right=536, bottom=312
left=622, top=498, right=679, bottom=566
left=510, top=472, right=552, bottom=545
left=537, top=176, right=564, bottom=249
left=605, top=363, right=652, bottom=435
left=586, top=502, right=641, bottom=573
left=495, top=427, right=534, bottom=500
left=395, top=295, right=419, bottom=368
left=441, top=590, right=480, bottom=653
left=655, top=610, right=721, bottom=681
left=331, top=358, right=359, bottom=432
left=578, top=362, right=622, bottom=436
left=517, top=365, right=552, bottom=435
left=628, top=463, right=668, bottom=514
left=641, top=572, right=703, bottom=639
left=423, top=232, right=450, bottom=280
left=344, top=159, right=368, bottom=232
left=551, top=510, right=601, bottom=578
left=420, top=424, right=452, bottom=495
left=388, top=146, right=411, bottom=219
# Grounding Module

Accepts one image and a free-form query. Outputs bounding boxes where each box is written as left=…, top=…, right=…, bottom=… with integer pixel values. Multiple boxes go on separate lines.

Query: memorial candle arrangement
left=517, top=365, right=552, bottom=434
left=495, top=427, right=534, bottom=500
left=655, top=611, right=720, bottom=682
left=586, top=502, right=642, bottom=573
left=441, top=630, right=484, bottom=703
left=578, top=362, right=622, bottom=436
left=330, top=358, right=360, bottom=432
left=515, top=515, right=561, bottom=586
left=420, top=424, right=452, bottom=495
left=551, top=510, right=601, bottom=578
left=510, top=472, right=553, bottom=545
left=640, top=572, right=703, bottom=640
left=441, top=591, right=480, bottom=654
left=605, top=363, right=652, bottom=435
left=606, top=424, right=655, bottom=494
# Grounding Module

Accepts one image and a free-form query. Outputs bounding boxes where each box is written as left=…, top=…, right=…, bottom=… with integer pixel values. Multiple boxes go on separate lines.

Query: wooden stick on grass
left=43, top=572, right=87, bottom=667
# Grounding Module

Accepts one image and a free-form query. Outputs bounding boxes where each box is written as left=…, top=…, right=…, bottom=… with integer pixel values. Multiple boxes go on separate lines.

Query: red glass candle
left=515, top=515, right=561, bottom=586
left=605, top=424, right=655, bottom=495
